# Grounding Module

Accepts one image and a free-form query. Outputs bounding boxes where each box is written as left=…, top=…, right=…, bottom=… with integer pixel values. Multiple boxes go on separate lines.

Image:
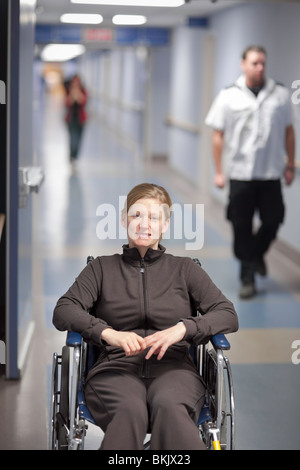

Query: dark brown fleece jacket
left=53, top=245, right=238, bottom=381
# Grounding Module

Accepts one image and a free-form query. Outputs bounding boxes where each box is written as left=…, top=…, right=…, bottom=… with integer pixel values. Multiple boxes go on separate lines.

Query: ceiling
left=35, top=0, right=244, bottom=28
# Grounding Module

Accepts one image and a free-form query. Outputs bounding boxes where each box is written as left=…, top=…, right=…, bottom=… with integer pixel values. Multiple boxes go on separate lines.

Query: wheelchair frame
left=49, top=332, right=235, bottom=451
left=196, top=334, right=235, bottom=450
left=49, top=258, right=235, bottom=451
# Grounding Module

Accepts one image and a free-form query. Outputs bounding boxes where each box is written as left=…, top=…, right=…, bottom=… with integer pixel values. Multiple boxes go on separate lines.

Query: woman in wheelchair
left=53, top=183, right=238, bottom=450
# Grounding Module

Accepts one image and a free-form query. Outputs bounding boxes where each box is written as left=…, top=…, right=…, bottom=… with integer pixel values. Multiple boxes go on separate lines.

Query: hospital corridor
left=1, top=0, right=300, bottom=451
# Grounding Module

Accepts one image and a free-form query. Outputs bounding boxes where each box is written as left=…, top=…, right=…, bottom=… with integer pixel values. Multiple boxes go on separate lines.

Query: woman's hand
left=101, top=328, right=146, bottom=357
left=143, top=323, right=187, bottom=361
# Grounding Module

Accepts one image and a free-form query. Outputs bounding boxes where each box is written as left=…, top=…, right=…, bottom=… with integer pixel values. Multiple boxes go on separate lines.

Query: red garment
left=65, top=90, right=88, bottom=125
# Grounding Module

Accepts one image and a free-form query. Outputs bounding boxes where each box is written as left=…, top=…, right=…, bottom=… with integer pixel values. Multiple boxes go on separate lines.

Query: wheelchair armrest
left=66, top=331, right=82, bottom=347
left=66, top=332, right=230, bottom=350
left=211, top=334, right=230, bottom=351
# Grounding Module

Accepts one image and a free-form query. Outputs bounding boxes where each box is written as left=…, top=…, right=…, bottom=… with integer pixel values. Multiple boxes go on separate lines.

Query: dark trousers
left=227, top=179, right=284, bottom=282
left=68, top=121, right=83, bottom=159
left=85, top=368, right=206, bottom=450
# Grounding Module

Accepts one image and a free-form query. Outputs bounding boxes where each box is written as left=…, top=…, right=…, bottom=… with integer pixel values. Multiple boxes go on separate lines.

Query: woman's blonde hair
left=124, top=183, right=172, bottom=217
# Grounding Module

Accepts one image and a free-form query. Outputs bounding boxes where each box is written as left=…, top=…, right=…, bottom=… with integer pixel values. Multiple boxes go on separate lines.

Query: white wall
left=167, top=26, right=206, bottom=183
left=79, top=48, right=147, bottom=161
left=148, top=46, right=170, bottom=158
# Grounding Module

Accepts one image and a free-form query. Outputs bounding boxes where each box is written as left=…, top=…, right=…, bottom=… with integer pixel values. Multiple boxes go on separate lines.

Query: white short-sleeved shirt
left=205, top=75, right=294, bottom=180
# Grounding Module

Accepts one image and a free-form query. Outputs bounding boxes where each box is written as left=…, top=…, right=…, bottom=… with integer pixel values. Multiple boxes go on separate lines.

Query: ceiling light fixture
left=71, top=0, right=184, bottom=7
left=60, top=13, right=103, bottom=24
left=112, top=14, right=147, bottom=25
left=41, top=44, right=86, bottom=62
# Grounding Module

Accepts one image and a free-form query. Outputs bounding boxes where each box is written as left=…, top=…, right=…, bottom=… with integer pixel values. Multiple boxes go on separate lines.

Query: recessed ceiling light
left=112, top=14, right=147, bottom=25
left=60, top=13, right=103, bottom=24
left=41, top=44, right=86, bottom=62
left=71, top=0, right=184, bottom=7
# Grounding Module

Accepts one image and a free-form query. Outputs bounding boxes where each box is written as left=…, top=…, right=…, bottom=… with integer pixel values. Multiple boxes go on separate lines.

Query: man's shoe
left=239, top=282, right=256, bottom=299
left=256, top=258, right=267, bottom=277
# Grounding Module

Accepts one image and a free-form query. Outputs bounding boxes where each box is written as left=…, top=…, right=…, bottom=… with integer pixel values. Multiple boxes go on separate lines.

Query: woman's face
left=123, top=197, right=170, bottom=254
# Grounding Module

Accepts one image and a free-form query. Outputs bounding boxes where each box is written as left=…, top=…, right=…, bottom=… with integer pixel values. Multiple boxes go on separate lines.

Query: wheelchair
left=49, top=258, right=236, bottom=451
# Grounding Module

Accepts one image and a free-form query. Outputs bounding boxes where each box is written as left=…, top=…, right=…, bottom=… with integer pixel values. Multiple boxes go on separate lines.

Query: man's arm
left=285, top=125, right=295, bottom=185
left=212, top=129, right=226, bottom=188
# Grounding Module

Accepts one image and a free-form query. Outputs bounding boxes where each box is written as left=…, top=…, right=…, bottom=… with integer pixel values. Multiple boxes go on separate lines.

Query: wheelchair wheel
left=205, top=349, right=230, bottom=450
left=56, top=346, right=70, bottom=450
left=49, top=352, right=59, bottom=450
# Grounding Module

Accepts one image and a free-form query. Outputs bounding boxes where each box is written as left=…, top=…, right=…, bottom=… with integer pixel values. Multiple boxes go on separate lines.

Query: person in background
left=53, top=183, right=238, bottom=450
left=64, top=75, right=88, bottom=165
left=205, top=45, right=295, bottom=299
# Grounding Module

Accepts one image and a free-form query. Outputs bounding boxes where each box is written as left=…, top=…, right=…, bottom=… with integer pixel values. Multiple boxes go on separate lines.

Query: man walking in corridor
left=205, top=45, right=295, bottom=299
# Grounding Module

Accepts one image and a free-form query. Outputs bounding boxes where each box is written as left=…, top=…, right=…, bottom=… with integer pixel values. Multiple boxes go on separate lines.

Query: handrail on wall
left=165, top=114, right=201, bottom=135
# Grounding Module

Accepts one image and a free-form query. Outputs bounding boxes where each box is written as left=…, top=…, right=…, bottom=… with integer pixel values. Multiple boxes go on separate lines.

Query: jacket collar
left=122, top=244, right=166, bottom=266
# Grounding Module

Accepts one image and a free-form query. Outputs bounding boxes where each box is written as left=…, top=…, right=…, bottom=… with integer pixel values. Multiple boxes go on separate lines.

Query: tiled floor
left=0, top=91, right=300, bottom=450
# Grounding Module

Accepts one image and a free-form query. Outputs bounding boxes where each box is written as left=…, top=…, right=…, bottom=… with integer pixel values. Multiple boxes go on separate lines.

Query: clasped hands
left=101, top=323, right=187, bottom=361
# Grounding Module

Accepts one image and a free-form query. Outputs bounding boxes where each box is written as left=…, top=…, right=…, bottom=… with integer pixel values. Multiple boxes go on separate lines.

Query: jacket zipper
left=140, top=258, right=148, bottom=378
left=140, top=258, right=147, bottom=322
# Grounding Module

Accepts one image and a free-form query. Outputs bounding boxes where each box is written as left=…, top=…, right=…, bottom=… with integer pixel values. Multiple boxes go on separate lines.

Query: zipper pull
left=140, top=258, right=145, bottom=273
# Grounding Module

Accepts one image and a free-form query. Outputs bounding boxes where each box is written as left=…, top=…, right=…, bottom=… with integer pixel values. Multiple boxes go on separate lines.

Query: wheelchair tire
left=49, top=352, right=59, bottom=450
left=206, top=349, right=229, bottom=450
left=56, top=346, right=70, bottom=450
left=219, top=381, right=228, bottom=450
